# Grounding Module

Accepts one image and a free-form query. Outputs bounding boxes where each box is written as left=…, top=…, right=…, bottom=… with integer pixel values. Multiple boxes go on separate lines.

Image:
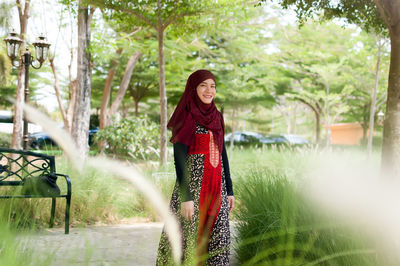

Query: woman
left=157, top=70, right=234, bottom=265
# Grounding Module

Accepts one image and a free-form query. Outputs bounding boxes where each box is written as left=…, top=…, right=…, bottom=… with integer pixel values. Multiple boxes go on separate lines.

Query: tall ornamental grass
left=0, top=158, right=176, bottom=229
left=0, top=207, right=53, bottom=266
left=234, top=169, right=380, bottom=265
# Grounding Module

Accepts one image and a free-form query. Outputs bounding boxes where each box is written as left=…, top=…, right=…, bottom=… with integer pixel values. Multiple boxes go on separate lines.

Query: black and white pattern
left=157, top=125, right=231, bottom=265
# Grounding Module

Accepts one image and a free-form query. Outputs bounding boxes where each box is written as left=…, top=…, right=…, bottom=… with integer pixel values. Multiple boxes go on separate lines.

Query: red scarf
left=167, top=70, right=224, bottom=152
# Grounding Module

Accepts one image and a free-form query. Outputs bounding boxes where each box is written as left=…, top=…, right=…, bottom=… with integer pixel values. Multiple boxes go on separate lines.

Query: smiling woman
left=157, top=70, right=234, bottom=265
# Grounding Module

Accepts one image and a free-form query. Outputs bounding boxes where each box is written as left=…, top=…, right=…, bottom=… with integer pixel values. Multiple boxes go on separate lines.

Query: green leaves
left=94, top=116, right=160, bottom=160
left=261, top=0, right=386, bottom=34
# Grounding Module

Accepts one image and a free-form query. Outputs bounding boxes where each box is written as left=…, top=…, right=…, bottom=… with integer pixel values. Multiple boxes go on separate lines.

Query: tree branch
left=373, top=0, right=392, bottom=30
left=117, top=27, right=142, bottom=41
left=110, top=51, right=143, bottom=115
left=376, top=92, right=387, bottom=110
left=119, top=6, right=156, bottom=29
left=49, top=57, right=69, bottom=132
left=93, top=1, right=157, bottom=29
left=296, top=97, right=319, bottom=116
left=16, top=0, right=22, bottom=22
left=163, top=0, right=179, bottom=28
left=88, top=6, right=95, bottom=26
left=163, top=12, right=192, bottom=30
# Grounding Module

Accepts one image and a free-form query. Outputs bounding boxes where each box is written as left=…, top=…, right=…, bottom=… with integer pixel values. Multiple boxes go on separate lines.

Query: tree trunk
left=381, top=28, right=400, bottom=177
left=72, top=2, right=92, bottom=158
left=229, top=107, right=236, bottom=158
left=134, top=99, right=139, bottom=117
left=315, top=111, right=321, bottom=144
left=11, top=0, right=30, bottom=150
left=297, top=98, right=320, bottom=144
left=99, top=48, right=122, bottom=132
left=291, top=103, right=297, bottom=134
left=11, top=60, right=25, bottom=150
left=66, top=79, right=77, bottom=132
left=367, top=40, right=381, bottom=157
left=109, top=51, right=142, bottom=116
left=157, top=8, right=168, bottom=166
left=325, top=84, right=331, bottom=147
left=66, top=49, right=76, bottom=133
left=98, top=48, right=123, bottom=153
left=49, top=57, right=70, bottom=132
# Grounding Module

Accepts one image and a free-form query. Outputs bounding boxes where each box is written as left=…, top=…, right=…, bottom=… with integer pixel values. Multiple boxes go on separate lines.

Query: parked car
left=261, top=134, right=309, bottom=147
left=29, top=127, right=99, bottom=150
left=224, top=131, right=265, bottom=146
left=29, top=131, right=57, bottom=149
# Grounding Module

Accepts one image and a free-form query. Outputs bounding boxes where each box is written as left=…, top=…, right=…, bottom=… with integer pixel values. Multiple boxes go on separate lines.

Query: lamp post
left=4, top=30, right=50, bottom=150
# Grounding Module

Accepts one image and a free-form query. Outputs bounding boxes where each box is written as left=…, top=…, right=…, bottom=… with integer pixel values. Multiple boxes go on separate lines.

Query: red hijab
left=168, top=70, right=225, bottom=151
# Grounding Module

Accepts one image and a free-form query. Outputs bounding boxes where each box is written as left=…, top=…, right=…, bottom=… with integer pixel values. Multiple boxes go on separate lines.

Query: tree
left=128, top=57, right=159, bottom=117
left=71, top=1, right=94, bottom=157
left=89, top=0, right=228, bottom=165
left=89, top=19, right=144, bottom=134
left=262, top=0, right=400, bottom=176
left=0, top=2, right=12, bottom=87
left=194, top=6, right=275, bottom=148
left=0, top=45, right=11, bottom=88
left=9, top=0, right=30, bottom=150
left=271, top=21, right=359, bottom=144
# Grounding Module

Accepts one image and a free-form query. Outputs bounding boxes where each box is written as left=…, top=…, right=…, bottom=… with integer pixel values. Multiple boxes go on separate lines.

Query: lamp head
left=32, top=35, right=50, bottom=64
left=3, top=30, right=22, bottom=61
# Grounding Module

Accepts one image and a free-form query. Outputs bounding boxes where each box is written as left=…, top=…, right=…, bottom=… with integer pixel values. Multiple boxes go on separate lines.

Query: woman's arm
left=173, top=142, right=192, bottom=202
left=222, top=142, right=235, bottom=213
left=221, top=142, right=233, bottom=196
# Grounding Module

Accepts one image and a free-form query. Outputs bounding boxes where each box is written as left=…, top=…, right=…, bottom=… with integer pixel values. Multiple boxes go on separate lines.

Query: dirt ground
left=21, top=223, right=238, bottom=265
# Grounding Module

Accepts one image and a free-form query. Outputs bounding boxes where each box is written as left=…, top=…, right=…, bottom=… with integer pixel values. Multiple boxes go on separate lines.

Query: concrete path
left=21, top=223, right=238, bottom=265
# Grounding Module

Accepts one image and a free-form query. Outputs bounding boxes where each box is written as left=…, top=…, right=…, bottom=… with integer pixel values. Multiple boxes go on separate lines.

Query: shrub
left=94, top=116, right=159, bottom=160
left=0, top=132, right=11, bottom=147
left=234, top=169, right=381, bottom=265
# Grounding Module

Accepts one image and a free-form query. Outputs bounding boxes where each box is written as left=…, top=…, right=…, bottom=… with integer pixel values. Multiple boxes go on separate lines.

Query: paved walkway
left=21, top=223, right=238, bottom=265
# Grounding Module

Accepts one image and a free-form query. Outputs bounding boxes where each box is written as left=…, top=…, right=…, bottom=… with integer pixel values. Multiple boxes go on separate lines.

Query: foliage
left=94, top=116, right=160, bottom=160
left=0, top=132, right=11, bottom=147
left=234, top=168, right=381, bottom=265
left=266, top=18, right=389, bottom=141
left=261, top=0, right=386, bottom=34
left=0, top=47, right=11, bottom=86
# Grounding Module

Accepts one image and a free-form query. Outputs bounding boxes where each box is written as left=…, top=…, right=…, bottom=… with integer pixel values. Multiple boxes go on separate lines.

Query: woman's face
left=196, top=79, right=216, bottom=104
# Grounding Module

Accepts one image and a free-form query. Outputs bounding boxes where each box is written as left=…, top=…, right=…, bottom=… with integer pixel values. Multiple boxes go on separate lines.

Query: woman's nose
left=206, top=85, right=214, bottom=92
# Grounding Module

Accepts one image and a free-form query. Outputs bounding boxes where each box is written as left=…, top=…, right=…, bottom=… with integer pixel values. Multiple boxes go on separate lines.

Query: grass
left=228, top=146, right=400, bottom=265
left=0, top=145, right=382, bottom=228
left=0, top=204, right=55, bottom=266
left=0, top=145, right=395, bottom=265
left=0, top=154, right=176, bottom=230
left=233, top=168, right=380, bottom=265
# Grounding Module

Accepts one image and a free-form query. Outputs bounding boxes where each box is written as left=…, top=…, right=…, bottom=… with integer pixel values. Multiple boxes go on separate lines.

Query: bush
left=0, top=132, right=11, bottom=147
left=94, top=116, right=159, bottom=160
left=234, top=169, right=381, bottom=265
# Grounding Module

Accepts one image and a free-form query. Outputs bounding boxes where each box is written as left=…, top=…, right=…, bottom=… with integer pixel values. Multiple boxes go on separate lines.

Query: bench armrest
left=53, top=173, right=72, bottom=196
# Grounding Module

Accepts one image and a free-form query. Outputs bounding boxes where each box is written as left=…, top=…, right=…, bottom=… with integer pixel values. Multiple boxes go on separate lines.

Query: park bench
left=0, top=148, right=71, bottom=234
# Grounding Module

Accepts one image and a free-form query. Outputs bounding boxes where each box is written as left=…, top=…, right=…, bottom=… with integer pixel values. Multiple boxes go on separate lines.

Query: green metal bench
left=0, top=148, right=71, bottom=234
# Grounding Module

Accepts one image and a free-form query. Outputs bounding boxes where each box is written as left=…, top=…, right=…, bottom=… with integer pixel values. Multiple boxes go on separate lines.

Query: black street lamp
left=4, top=30, right=51, bottom=150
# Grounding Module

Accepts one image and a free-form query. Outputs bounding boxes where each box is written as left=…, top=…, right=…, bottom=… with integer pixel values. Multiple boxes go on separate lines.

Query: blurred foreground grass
left=0, top=146, right=394, bottom=265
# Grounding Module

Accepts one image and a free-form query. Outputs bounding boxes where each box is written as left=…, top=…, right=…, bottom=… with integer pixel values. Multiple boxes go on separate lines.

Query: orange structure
left=328, top=123, right=373, bottom=145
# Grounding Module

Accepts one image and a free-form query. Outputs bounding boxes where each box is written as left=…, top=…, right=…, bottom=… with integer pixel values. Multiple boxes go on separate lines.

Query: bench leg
left=50, top=198, right=56, bottom=228
left=65, top=195, right=71, bottom=234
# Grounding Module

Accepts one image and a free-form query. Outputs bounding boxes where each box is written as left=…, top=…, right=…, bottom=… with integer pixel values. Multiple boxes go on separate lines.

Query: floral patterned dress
left=157, top=124, right=231, bottom=265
